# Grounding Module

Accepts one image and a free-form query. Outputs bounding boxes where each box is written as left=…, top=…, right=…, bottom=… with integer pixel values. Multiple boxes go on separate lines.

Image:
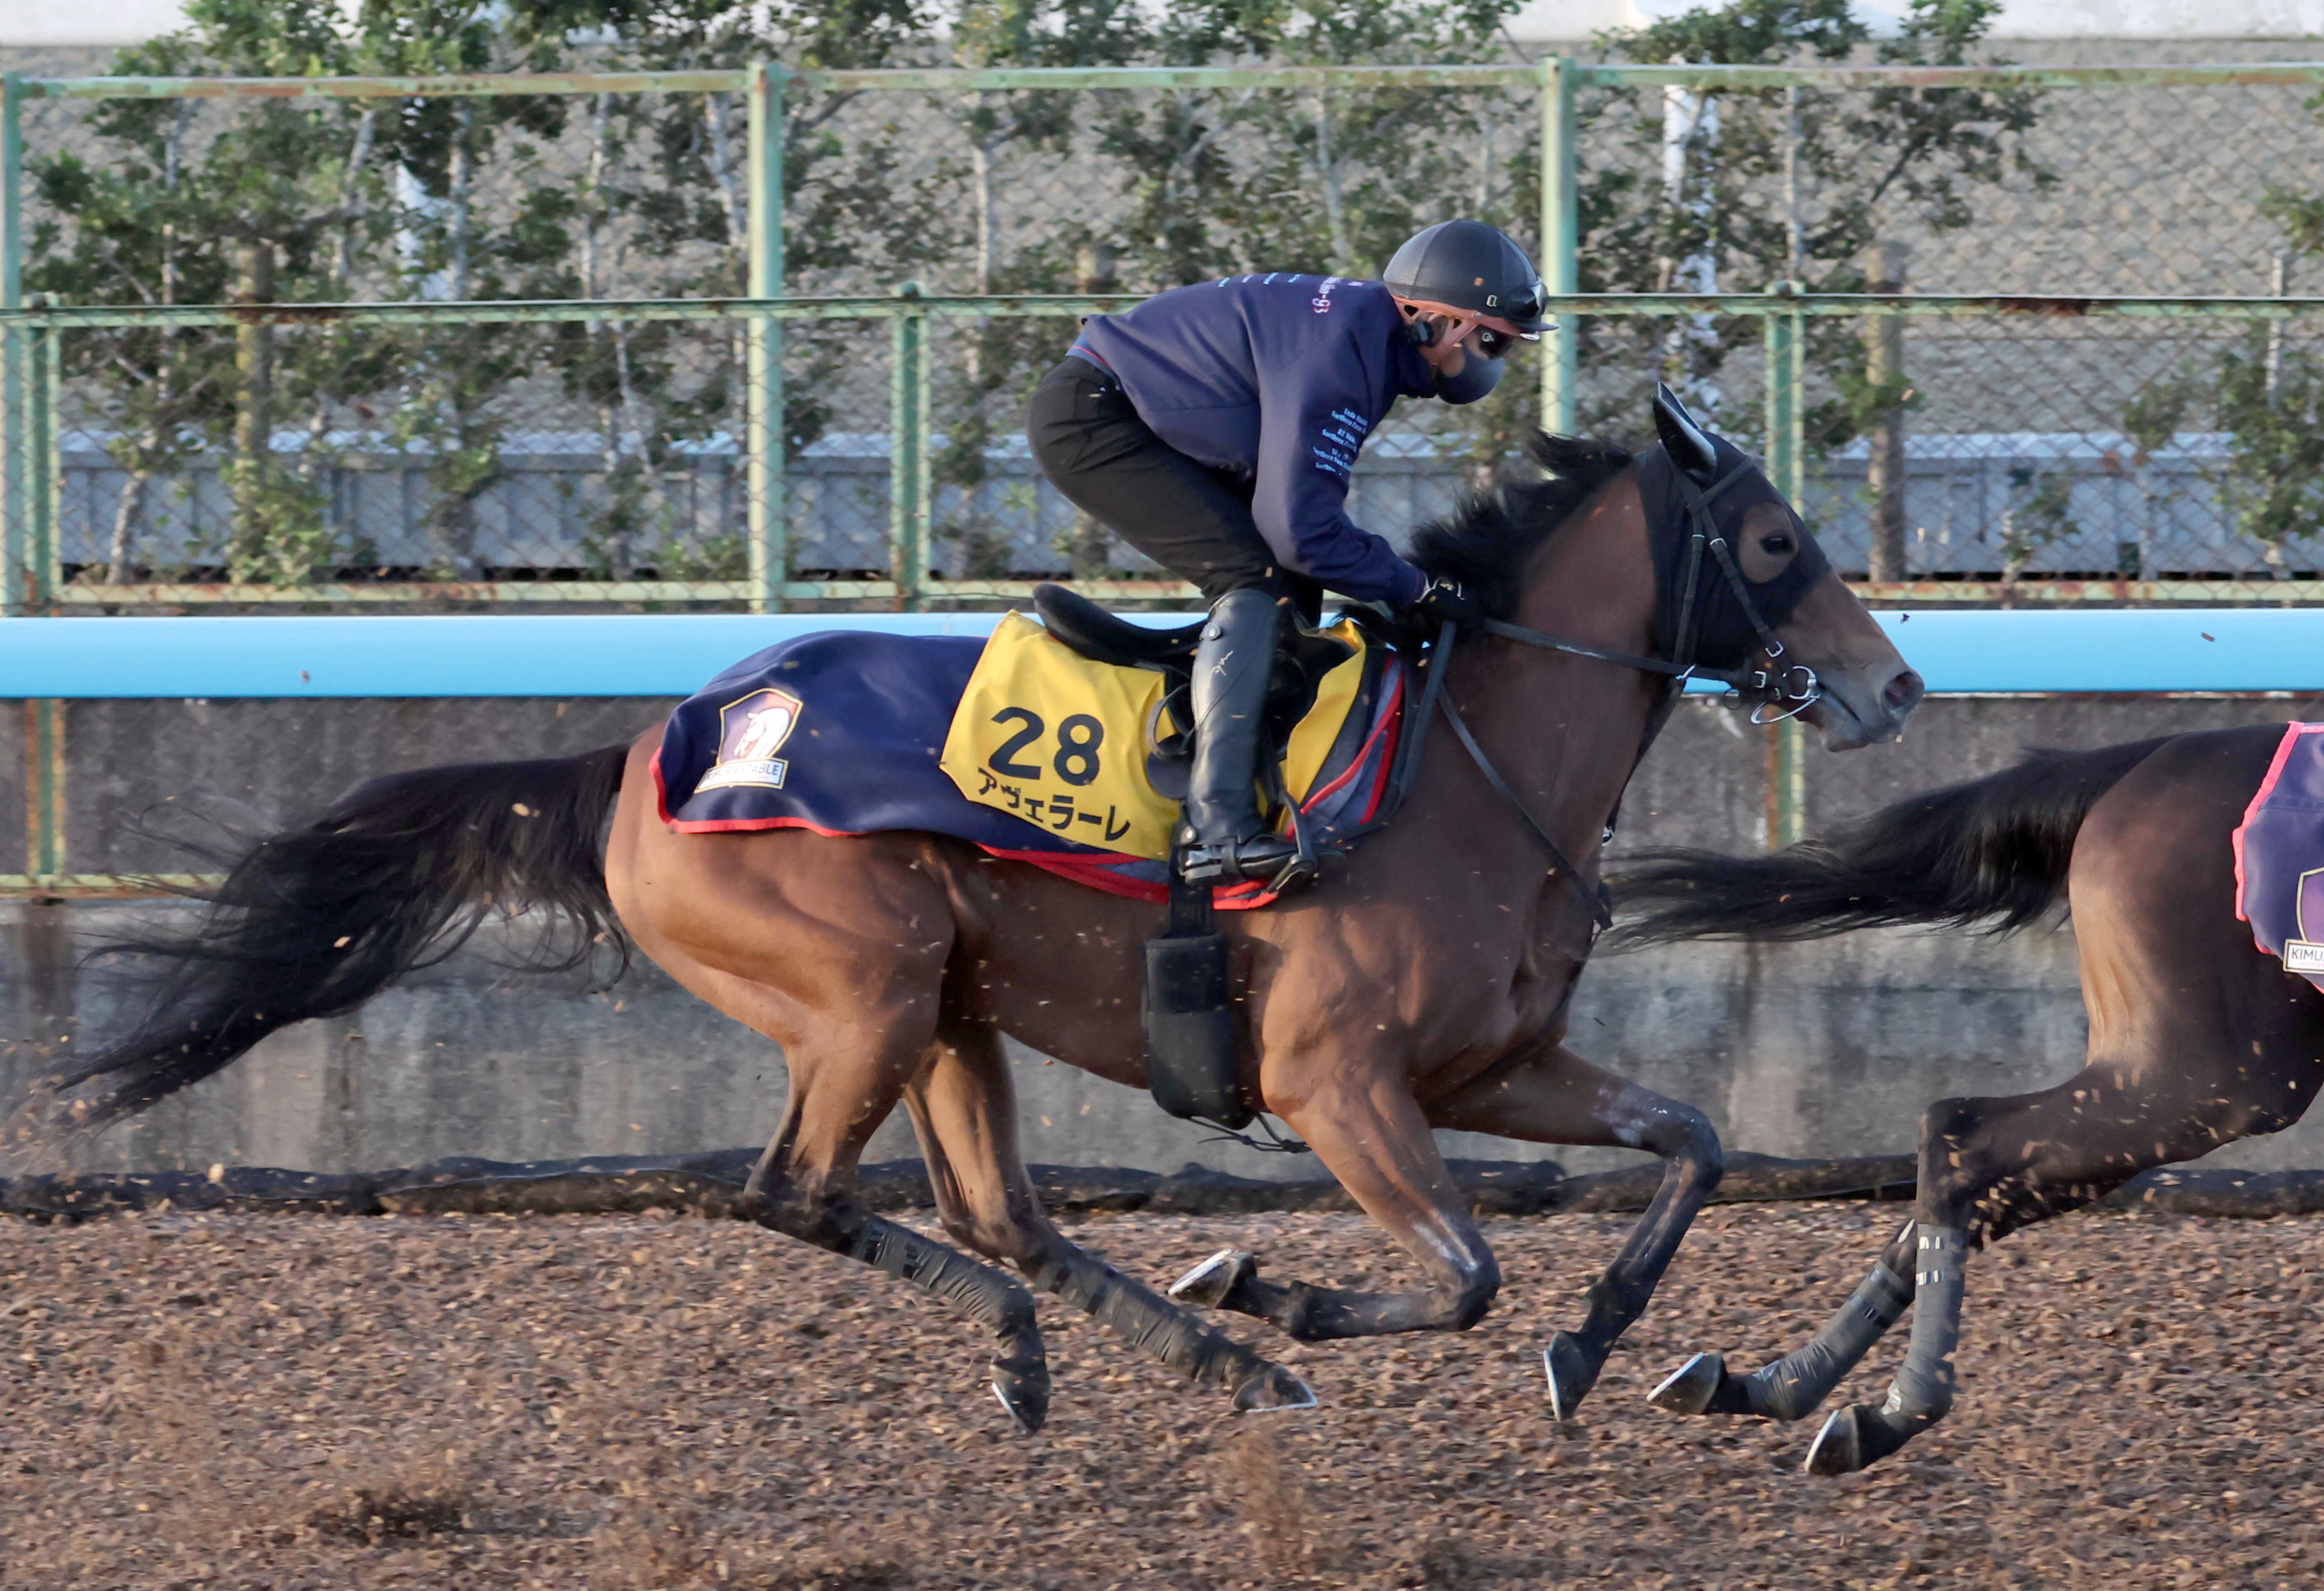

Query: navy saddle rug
left=652, top=627, right=1406, bottom=907
left=2234, top=723, right=2324, bottom=989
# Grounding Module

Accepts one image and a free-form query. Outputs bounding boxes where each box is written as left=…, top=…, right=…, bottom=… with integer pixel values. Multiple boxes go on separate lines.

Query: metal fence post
left=1764, top=717, right=1806, bottom=851
left=2, top=71, right=25, bottom=618
left=27, top=305, right=61, bottom=882
left=1539, top=57, right=1579, bottom=435
left=26, top=305, right=54, bottom=605
left=1761, top=284, right=1804, bottom=504
left=0, top=75, right=61, bottom=884
left=889, top=284, right=930, bottom=613
left=745, top=61, right=788, bottom=613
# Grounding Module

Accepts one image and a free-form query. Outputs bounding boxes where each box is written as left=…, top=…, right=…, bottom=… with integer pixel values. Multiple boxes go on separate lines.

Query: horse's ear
left=1652, top=383, right=1719, bottom=481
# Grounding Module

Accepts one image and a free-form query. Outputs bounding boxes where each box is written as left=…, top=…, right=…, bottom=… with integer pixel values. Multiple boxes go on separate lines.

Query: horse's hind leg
left=1426, top=1044, right=1726, bottom=1418
left=900, top=1012, right=1315, bottom=1412
left=735, top=1003, right=1054, bottom=1430
left=1796, top=1044, right=2317, bottom=1475
left=612, top=835, right=1051, bottom=1432
left=1648, top=1219, right=1916, bottom=1423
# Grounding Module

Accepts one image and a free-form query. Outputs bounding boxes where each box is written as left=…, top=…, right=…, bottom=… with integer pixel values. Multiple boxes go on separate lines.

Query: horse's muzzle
left=1807, top=660, right=1925, bottom=750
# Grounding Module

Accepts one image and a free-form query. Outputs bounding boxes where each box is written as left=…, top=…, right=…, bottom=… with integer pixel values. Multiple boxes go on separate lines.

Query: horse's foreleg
left=1427, top=1045, right=1724, bottom=1418
left=901, top=1016, right=1313, bottom=1412
left=1169, top=1061, right=1502, bottom=1341
left=1648, top=1219, right=1917, bottom=1422
left=1798, top=1063, right=2258, bottom=1476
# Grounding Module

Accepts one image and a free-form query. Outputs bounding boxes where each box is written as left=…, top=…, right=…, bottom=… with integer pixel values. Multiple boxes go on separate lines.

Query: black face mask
left=1635, top=435, right=1831, bottom=670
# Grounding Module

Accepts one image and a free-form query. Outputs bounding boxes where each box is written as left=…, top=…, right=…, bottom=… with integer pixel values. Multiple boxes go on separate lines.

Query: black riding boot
left=1179, top=588, right=1300, bottom=885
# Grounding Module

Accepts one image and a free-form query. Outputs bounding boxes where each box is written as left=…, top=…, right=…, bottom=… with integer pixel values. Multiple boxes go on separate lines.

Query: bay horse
left=1617, top=727, right=2324, bottom=1472
left=28, top=395, right=1920, bottom=1430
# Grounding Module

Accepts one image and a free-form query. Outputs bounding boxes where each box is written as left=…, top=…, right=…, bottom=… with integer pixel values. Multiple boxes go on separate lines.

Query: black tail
left=42, top=744, right=632, bottom=1132
left=1610, top=737, right=2173, bottom=947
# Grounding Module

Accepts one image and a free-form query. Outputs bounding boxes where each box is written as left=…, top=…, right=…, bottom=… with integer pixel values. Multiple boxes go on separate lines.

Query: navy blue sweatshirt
left=1071, top=274, right=1441, bottom=606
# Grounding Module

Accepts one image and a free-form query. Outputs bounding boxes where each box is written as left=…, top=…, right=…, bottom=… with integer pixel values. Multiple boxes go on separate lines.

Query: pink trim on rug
left=2232, top=722, right=2324, bottom=923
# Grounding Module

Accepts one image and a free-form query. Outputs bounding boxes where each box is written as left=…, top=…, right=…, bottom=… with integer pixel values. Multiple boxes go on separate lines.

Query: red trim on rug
left=666, top=812, right=884, bottom=838
left=650, top=745, right=676, bottom=824
left=652, top=658, right=1408, bottom=910
left=1302, top=664, right=1402, bottom=814
left=2233, top=722, right=2322, bottom=924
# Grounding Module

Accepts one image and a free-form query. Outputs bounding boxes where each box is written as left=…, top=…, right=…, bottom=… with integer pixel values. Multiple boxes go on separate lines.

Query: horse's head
left=1639, top=385, right=1922, bottom=750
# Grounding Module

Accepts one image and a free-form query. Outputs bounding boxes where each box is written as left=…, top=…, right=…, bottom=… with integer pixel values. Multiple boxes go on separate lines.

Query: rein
left=1400, top=457, right=1826, bottom=934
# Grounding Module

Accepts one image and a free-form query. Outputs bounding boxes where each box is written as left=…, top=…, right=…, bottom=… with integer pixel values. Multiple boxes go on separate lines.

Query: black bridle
left=1393, top=453, right=1826, bottom=935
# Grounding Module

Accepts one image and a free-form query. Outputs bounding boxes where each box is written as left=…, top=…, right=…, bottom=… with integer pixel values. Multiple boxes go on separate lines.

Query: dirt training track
left=5, top=1203, right=2320, bottom=1591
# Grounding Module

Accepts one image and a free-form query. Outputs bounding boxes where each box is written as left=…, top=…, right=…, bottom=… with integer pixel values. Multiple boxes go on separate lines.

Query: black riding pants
left=1026, top=356, right=1317, bottom=614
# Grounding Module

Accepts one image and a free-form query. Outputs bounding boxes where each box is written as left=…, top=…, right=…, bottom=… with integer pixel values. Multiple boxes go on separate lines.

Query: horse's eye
left=1761, top=534, right=1794, bottom=555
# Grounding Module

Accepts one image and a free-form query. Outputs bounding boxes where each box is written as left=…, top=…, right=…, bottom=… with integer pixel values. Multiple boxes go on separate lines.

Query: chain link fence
left=4, top=60, right=2324, bottom=616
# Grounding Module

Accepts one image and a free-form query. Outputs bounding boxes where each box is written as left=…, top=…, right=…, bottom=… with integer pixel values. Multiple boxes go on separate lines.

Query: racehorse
left=1616, top=727, right=2324, bottom=1472
left=30, top=393, right=1921, bottom=1430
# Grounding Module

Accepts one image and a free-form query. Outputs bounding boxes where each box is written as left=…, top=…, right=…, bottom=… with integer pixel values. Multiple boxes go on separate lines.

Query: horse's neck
left=1455, top=484, right=1663, bottom=861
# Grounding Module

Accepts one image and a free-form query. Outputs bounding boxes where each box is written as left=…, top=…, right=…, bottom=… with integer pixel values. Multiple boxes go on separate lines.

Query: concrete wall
left=11, top=689, right=2324, bottom=1182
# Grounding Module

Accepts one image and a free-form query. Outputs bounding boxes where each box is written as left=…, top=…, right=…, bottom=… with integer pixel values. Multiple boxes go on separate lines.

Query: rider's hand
left=1408, top=574, right=1486, bottom=631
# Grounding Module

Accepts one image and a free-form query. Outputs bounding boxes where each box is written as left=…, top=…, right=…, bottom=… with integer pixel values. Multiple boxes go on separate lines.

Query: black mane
left=1409, top=433, right=1635, bottom=620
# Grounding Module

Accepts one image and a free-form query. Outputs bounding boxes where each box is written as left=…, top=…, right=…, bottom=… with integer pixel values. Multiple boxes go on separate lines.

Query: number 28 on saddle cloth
left=652, top=612, right=1406, bottom=908
left=938, top=611, right=1376, bottom=862
left=2233, top=722, right=2324, bottom=986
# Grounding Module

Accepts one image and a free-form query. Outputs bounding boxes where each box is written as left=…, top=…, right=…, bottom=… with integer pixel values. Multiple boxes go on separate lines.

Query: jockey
left=1027, top=218, right=1547, bottom=885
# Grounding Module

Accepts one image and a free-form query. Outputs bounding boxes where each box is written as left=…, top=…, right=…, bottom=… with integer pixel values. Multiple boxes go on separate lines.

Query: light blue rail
left=0, top=609, right=2318, bottom=698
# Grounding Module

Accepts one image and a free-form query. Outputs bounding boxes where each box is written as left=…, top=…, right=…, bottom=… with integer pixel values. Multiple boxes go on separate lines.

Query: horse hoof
left=1804, top=1405, right=1865, bottom=1476
left=1648, top=1351, right=1727, bottom=1415
left=990, top=1359, right=1050, bottom=1435
left=1169, top=1248, right=1256, bottom=1309
left=1232, top=1364, right=1320, bottom=1415
left=1542, top=1331, right=1599, bottom=1422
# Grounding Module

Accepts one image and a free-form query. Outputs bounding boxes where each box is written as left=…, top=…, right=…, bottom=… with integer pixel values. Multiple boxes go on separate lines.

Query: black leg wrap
left=1033, top=1251, right=1264, bottom=1390
left=1806, top=1223, right=1966, bottom=1475
left=1741, top=1255, right=1913, bottom=1420
left=848, top=1214, right=1050, bottom=1432
left=1882, top=1222, right=1965, bottom=1423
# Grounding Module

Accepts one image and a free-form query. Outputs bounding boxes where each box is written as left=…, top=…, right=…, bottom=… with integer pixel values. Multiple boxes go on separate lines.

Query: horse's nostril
left=1884, top=669, right=1925, bottom=711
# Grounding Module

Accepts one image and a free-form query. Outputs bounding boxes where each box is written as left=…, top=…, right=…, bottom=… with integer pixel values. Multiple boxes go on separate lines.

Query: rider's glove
left=1407, top=574, right=1487, bottom=631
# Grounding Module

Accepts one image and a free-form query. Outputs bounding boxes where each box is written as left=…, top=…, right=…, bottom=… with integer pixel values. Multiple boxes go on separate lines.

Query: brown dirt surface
left=4, top=1201, right=2321, bottom=1590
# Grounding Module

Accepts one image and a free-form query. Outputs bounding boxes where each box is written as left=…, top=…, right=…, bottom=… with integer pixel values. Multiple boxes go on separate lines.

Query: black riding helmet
left=1383, top=219, right=1549, bottom=346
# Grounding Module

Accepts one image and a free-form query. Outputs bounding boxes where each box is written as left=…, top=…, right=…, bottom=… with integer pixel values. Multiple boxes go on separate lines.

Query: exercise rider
left=1026, top=219, right=1549, bottom=885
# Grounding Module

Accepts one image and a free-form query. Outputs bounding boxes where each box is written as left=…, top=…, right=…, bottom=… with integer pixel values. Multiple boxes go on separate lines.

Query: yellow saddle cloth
left=938, top=611, right=1370, bottom=861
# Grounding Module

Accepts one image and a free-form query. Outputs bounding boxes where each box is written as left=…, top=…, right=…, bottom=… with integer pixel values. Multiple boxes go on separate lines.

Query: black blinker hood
left=1635, top=437, right=1830, bottom=668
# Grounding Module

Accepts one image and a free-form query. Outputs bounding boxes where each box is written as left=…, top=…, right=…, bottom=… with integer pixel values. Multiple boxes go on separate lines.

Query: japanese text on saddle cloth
left=939, top=611, right=1368, bottom=860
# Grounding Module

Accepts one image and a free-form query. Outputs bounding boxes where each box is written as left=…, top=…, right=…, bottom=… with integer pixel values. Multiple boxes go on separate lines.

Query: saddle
left=1030, top=583, right=1357, bottom=796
